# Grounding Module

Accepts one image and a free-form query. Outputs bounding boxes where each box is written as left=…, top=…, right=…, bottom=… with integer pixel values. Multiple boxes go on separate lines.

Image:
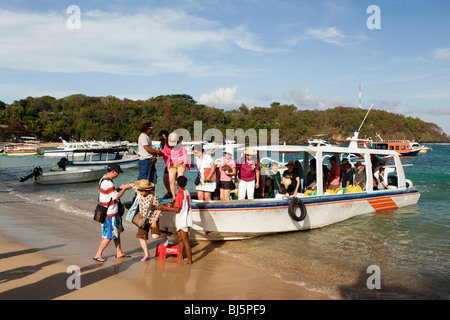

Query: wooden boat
left=159, top=144, right=420, bottom=241
left=1, top=143, right=38, bottom=156
left=64, top=147, right=139, bottom=170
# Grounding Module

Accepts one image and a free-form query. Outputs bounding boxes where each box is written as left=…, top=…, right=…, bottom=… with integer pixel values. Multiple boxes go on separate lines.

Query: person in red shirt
left=165, top=176, right=193, bottom=264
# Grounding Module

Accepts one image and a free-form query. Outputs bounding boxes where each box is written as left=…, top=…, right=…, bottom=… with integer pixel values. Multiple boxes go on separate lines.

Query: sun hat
left=168, top=132, right=178, bottom=147
left=107, top=163, right=123, bottom=173
left=224, top=146, right=234, bottom=155
left=134, top=179, right=155, bottom=191
left=244, top=147, right=257, bottom=155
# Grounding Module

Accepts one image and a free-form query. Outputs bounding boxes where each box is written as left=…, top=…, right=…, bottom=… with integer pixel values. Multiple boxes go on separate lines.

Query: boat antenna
left=358, top=104, right=373, bottom=132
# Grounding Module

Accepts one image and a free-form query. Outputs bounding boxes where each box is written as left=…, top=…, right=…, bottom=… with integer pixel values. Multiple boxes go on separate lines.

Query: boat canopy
left=238, top=144, right=407, bottom=196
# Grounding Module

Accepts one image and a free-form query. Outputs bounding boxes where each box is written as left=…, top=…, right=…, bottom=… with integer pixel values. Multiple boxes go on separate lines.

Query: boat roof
left=71, top=147, right=129, bottom=153
left=240, top=144, right=400, bottom=156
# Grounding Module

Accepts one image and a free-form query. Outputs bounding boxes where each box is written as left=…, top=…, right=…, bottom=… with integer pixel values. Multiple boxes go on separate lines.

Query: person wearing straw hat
left=236, top=147, right=260, bottom=200
left=219, top=146, right=237, bottom=200
left=132, top=179, right=169, bottom=261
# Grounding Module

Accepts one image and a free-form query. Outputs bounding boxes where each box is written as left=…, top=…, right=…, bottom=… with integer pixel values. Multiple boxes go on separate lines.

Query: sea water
left=0, top=144, right=449, bottom=299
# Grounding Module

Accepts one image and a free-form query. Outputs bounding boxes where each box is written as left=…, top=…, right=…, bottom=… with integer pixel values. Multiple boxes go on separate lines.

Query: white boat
left=38, top=167, right=105, bottom=185
left=410, top=141, right=432, bottom=154
left=65, top=147, right=139, bottom=170
left=159, top=143, right=420, bottom=241
left=44, top=139, right=101, bottom=157
left=307, top=134, right=334, bottom=147
left=1, top=143, right=38, bottom=156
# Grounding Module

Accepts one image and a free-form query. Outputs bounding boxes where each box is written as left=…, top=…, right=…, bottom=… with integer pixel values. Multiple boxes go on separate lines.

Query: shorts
left=136, top=221, right=161, bottom=240
left=177, top=227, right=190, bottom=233
left=168, top=163, right=186, bottom=175
left=220, top=180, right=234, bottom=190
left=102, top=215, right=124, bottom=240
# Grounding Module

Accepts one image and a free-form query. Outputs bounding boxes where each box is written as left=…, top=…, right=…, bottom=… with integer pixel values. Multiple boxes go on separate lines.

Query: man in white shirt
left=138, top=120, right=162, bottom=182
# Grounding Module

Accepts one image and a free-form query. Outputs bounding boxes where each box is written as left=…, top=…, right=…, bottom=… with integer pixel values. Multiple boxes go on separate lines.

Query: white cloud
left=0, top=8, right=267, bottom=76
left=197, top=86, right=253, bottom=109
left=285, top=26, right=365, bottom=47
left=284, top=86, right=327, bottom=109
left=433, top=47, right=450, bottom=60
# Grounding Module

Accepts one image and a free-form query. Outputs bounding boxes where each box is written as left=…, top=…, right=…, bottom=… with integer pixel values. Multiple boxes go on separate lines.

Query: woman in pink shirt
left=219, top=146, right=237, bottom=200
left=328, top=156, right=341, bottom=191
left=236, top=147, right=260, bottom=200
left=161, top=132, right=189, bottom=203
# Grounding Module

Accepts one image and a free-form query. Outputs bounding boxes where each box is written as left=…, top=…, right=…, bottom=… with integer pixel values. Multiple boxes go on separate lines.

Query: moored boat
left=1, top=143, right=38, bottom=156
left=159, top=144, right=420, bottom=241
left=64, top=147, right=139, bottom=170
left=370, top=134, right=420, bottom=156
left=19, top=165, right=106, bottom=185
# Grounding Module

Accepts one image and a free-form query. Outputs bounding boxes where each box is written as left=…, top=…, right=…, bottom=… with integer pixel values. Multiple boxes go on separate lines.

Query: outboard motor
left=20, top=166, right=43, bottom=182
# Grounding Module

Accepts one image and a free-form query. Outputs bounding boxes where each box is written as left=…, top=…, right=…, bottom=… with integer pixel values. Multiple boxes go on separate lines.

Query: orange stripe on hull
left=367, top=197, right=398, bottom=211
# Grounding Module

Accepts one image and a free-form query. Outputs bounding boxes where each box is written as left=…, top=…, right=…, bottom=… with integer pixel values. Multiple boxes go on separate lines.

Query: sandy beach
left=0, top=187, right=333, bottom=300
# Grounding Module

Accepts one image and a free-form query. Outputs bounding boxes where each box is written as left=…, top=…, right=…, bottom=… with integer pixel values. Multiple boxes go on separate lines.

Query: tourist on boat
left=304, top=160, right=317, bottom=192
left=377, top=167, right=388, bottom=190
left=157, top=130, right=172, bottom=199
left=269, top=162, right=282, bottom=197
left=282, top=160, right=300, bottom=196
left=93, top=164, right=133, bottom=263
left=341, top=162, right=354, bottom=188
left=353, top=161, right=366, bottom=190
left=138, top=120, right=162, bottom=183
left=219, top=146, right=237, bottom=200
left=328, top=156, right=341, bottom=191
left=192, top=143, right=216, bottom=201
left=294, top=160, right=304, bottom=192
left=131, top=179, right=169, bottom=262
left=161, top=132, right=189, bottom=203
left=236, top=147, right=260, bottom=200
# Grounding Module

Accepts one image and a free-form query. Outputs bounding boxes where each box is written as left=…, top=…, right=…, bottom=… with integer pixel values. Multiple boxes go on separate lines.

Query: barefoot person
left=165, top=176, right=193, bottom=264
left=93, top=164, right=133, bottom=263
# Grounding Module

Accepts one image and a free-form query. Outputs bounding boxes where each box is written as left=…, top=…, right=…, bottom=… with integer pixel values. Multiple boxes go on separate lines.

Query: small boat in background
left=1, top=143, right=38, bottom=156
left=65, top=147, right=139, bottom=170
left=20, top=164, right=106, bottom=185
left=370, top=134, right=420, bottom=156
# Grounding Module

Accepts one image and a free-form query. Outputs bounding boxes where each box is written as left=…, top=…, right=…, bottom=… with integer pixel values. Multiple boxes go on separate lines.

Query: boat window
left=389, top=146, right=394, bottom=150
left=401, top=145, right=406, bottom=150
left=395, top=146, right=399, bottom=150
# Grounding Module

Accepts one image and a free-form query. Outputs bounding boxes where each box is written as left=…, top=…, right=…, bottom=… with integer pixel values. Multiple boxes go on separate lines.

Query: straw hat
left=244, top=147, right=257, bottom=155
left=134, top=179, right=155, bottom=191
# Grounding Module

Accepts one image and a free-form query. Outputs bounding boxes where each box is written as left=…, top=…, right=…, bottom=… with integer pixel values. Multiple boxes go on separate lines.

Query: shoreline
left=0, top=189, right=333, bottom=300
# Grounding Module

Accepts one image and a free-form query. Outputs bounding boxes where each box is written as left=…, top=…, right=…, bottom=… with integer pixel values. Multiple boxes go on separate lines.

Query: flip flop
left=115, top=254, right=131, bottom=258
left=141, top=256, right=151, bottom=262
left=93, top=257, right=106, bottom=263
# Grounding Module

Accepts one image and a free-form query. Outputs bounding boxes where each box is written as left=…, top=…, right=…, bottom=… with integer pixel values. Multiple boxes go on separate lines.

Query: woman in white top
left=192, top=144, right=216, bottom=201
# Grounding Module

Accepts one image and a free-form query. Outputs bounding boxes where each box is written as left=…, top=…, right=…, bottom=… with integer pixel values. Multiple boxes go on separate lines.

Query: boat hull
left=33, top=168, right=106, bottom=185
left=159, top=189, right=420, bottom=240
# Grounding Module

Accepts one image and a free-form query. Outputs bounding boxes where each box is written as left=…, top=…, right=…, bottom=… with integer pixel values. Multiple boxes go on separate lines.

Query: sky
left=1, top=0, right=450, bottom=135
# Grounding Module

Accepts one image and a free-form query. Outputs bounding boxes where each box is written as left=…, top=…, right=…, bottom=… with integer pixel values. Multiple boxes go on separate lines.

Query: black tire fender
left=288, top=197, right=307, bottom=222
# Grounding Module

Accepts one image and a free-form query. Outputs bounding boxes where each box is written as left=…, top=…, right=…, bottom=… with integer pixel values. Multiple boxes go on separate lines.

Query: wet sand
left=0, top=189, right=333, bottom=300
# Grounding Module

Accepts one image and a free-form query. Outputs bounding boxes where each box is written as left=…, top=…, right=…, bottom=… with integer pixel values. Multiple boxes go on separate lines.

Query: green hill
left=0, top=94, right=448, bottom=143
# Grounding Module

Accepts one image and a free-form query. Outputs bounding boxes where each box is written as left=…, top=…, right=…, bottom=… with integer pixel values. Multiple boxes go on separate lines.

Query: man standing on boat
left=138, top=120, right=162, bottom=183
